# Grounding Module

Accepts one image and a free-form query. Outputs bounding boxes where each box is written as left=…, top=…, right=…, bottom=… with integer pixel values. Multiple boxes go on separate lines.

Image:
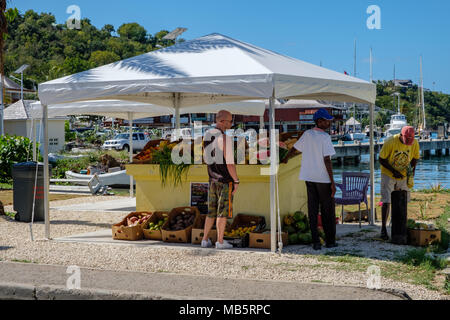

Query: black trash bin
left=391, top=190, right=408, bottom=245
left=11, top=161, right=51, bottom=223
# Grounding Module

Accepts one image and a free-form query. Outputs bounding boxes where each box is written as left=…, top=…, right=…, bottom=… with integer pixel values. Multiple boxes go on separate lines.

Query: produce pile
left=224, top=226, right=257, bottom=238
left=407, top=219, right=438, bottom=231
left=165, top=212, right=196, bottom=231
left=133, top=140, right=178, bottom=163
left=126, top=214, right=150, bottom=227
left=145, top=214, right=169, bottom=231
left=282, top=211, right=326, bottom=245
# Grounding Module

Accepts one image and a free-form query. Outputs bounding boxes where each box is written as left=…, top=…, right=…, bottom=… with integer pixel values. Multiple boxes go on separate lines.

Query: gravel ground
left=0, top=196, right=448, bottom=300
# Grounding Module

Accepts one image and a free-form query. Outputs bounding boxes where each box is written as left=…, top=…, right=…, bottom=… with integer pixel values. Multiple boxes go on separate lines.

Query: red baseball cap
left=401, top=126, right=415, bottom=145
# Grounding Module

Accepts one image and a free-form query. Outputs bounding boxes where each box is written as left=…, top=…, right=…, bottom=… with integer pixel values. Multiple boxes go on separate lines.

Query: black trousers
left=305, top=181, right=336, bottom=245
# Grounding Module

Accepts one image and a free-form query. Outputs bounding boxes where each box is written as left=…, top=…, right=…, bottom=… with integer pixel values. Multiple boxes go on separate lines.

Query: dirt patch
left=337, top=192, right=450, bottom=222
left=0, top=190, right=87, bottom=207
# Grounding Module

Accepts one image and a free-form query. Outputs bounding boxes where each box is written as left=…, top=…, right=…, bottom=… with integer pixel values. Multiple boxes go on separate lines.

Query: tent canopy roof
left=29, top=99, right=267, bottom=120
left=38, top=33, right=376, bottom=107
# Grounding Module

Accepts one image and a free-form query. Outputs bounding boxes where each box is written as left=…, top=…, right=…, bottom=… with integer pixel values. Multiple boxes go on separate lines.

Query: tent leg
left=269, top=95, right=277, bottom=253
left=43, top=104, right=50, bottom=239
left=173, top=93, right=181, bottom=140
left=259, top=116, right=265, bottom=130
left=369, top=103, right=375, bottom=225
left=32, top=118, right=37, bottom=161
left=129, top=113, right=134, bottom=198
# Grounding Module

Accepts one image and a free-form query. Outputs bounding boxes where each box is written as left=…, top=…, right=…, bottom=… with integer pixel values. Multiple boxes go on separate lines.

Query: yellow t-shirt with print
left=379, top=134, right=420, bottom=180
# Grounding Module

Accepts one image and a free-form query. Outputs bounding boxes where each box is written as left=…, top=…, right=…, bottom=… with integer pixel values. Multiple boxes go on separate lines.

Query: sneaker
left=325, top=243, right=338, bottom=248
left=201, top=239, right=212, bottom=248
left=313, top=243, right=322, bottom=251
left=215, top=240, right=233, bottom=249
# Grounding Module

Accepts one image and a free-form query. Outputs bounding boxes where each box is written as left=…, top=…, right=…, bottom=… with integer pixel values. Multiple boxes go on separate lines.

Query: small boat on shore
left=65, top=170, right=135, bottom=186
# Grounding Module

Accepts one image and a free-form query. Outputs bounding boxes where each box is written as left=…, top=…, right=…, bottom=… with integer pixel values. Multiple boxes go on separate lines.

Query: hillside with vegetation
left=4, top=9, right=177, bottom=92
left=373, top=81, right=450, bottom=129
left=3, top=10, right=450, bottom=129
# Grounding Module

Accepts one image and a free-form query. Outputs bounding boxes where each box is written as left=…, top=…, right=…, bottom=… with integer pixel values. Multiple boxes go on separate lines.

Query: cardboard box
left=161, top=207, right=200, bottom=243
left=143, top=211, right=169, bottom=240
left=229, top=214, right=266, bottom=232
left=112, top=212, right=151, bottom=241
left=249, top=231, right=288, bottom=249
left=408, top=229, right=442, bottom=247
left=191, top=214, right=217, bottom=245
left=223, top=214, right=266, bottom=248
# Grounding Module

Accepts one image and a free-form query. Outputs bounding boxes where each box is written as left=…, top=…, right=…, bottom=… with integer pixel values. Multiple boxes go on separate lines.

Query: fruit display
left=166, top=212, right=196, bottom=231
left=125, top=214, right=150, bottom=227
left=224, top=226, right=257, bottom=238
left=283, top=210, right=326, bottom=245
left=132, top=131, right=303, bottom=166
left=145, top=214, right=169, bottom=231
left=133, top=140, right=178, bottom=163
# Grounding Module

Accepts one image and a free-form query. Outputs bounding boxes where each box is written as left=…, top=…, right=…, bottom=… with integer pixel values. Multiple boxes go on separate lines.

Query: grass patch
left=392, top=248, right=448, bottom=290
left=11, top=259, right=34, bottom=263
left=110, top=188, right=136, bottom=197
left=0, top=182, right=12, bottom=190
left=434, top=207, right=450, bottom=251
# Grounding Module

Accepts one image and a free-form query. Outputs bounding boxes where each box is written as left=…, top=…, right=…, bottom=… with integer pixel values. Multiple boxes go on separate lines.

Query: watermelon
left=288, top=233, right=300, bottom=245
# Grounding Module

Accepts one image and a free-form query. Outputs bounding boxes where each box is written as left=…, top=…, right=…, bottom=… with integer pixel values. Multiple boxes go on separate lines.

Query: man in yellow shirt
left=378, top=126, right=420, bottom=240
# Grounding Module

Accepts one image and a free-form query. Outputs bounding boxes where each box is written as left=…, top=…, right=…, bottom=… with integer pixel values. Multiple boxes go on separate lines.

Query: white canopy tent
left=37, top=33, right=376, bottom=252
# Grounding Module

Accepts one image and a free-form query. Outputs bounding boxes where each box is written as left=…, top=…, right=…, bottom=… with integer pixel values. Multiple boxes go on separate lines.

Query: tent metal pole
left=369, top=103, right=375, bottom=225
left=259, top=116, right=264, bottom=129
left=268, top=95, right=277, bottom=253
left=129, top=113, right=133, bottom=198
left=43, top=103, right=50, bottom=239
left=174, top=93, right=181, bottom=140
left=32, top=118, right=37, bottom=161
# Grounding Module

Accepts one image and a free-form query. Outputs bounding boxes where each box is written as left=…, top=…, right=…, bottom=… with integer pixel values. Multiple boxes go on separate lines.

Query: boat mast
left=353, top=39, right=356, bottom=133
left=420, top=55, right=426, bottom=130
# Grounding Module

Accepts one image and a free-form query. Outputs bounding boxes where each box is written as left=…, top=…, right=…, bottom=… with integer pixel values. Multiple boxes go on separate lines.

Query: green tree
left=89, top=50, right=120, bottom=67
left=117, top=22, right=147, bottom=43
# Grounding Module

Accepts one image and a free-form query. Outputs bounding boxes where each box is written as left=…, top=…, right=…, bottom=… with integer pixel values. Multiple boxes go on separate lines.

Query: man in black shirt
left=202, top=110, right=240, bottom=249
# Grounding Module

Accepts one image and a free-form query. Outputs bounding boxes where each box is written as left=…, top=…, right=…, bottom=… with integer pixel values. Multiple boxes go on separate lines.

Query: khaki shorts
left=207, top=181, right=234, bottom=219
left=380, top=173, right=410, bottom=204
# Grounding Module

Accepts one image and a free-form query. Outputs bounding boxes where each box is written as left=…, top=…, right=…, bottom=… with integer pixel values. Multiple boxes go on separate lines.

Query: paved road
left=0, top=261, right=406, bottom=300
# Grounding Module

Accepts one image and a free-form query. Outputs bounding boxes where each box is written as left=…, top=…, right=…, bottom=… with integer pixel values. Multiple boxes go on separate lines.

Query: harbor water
left=333, top=152, right=450, bottom=196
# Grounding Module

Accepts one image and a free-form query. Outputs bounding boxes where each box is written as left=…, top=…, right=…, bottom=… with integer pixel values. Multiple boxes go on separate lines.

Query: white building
left=345, top=117, right=362, bottom=133
left=3, top=100, right=67, bottom=154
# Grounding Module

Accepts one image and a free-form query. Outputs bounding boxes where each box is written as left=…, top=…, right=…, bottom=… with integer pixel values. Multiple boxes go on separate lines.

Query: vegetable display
left=283, top=211, right=326, bottom=245
left=166, top=213, right=196, bottom=231
left=146, top=215, right=169, bottom=231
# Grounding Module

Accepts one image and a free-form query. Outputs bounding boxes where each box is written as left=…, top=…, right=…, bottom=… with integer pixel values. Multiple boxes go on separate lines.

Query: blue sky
left=12, top=0, right=450, bottom=93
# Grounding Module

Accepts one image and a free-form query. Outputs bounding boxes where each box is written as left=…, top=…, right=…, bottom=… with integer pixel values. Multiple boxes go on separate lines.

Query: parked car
left=102, top=132, right=150, bottom=152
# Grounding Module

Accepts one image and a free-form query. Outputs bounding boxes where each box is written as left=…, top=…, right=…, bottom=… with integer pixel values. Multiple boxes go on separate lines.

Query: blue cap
left=313, top=108, right=334, bottom=121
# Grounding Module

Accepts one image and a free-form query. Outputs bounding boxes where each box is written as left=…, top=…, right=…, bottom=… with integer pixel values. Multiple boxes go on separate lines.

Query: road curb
left=0, top=282, right=194, bottom=300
